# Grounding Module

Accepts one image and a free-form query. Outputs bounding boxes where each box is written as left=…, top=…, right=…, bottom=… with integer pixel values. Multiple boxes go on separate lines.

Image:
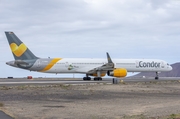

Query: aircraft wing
left=87, top=63, right=114, bottom=74
left=87, top=52, right=115, bottom=75
left=75, top=53, right=115, bottom=75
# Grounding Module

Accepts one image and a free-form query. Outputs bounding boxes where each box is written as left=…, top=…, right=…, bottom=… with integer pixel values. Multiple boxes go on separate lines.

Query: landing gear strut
left=83, top=74, right=91, bottom=81
left=155, top=72, right=159, bottom=80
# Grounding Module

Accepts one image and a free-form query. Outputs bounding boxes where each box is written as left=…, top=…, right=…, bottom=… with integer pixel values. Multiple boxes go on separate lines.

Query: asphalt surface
left=0, top=78, right=110, bottom=86
left=0, top=77, right=180, bottom=86
left=0, top=111, right=13, bottom=119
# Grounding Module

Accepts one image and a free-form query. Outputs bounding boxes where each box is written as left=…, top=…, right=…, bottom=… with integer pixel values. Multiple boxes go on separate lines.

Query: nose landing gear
left=155, top=72, right=159, bottom=80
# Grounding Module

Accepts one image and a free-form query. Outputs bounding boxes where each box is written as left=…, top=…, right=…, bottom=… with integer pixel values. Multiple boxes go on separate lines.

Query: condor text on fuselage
left=138, top=61, right=161, bottom=68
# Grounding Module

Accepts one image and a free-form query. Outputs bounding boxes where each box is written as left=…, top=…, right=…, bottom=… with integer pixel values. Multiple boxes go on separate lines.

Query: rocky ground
left=0, top=80, right=180, bottom=119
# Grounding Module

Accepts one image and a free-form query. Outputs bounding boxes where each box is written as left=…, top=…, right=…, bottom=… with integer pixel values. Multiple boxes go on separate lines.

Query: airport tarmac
left=0, top=77, right=180, bottom=119
left=0, top=77, right=180, bottom=86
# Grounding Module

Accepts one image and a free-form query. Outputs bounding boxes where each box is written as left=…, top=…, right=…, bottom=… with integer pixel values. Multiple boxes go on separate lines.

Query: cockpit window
left=167, top=63, right=169, bottom=65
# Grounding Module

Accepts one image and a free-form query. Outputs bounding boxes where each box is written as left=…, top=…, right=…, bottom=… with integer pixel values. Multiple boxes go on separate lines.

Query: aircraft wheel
left=94, top=77, right=102, bottom=81
left=83, top=77, right=91, bottom=81
left=88, top=77, right=91, bottom=80
left=83, top=77, right=87, bottom=80
left=155, top=77, right=159, bottom=80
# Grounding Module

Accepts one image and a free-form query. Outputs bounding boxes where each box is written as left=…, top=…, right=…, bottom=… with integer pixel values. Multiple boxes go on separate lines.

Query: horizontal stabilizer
left=14, top=60, right=29, bottom=65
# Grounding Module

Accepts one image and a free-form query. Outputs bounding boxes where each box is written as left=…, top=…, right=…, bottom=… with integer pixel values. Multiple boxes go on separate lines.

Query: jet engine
left=107, top=68, right=127, bottom=77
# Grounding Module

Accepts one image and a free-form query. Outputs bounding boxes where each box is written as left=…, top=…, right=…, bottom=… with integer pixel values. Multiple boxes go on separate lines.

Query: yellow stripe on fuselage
left=40, top=58, right=61, bottom=72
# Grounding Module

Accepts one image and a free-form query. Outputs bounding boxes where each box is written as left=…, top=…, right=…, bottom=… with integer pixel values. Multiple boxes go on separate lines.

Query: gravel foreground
left=0, top=80, right=180, bottom=119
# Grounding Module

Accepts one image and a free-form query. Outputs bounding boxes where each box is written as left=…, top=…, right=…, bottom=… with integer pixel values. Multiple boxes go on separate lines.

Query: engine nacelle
left=107, top=68, right=127, bottom=77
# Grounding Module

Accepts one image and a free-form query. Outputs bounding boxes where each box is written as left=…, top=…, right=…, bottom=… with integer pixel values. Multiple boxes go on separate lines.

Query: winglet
left=106, top=52, right=113, bottom=63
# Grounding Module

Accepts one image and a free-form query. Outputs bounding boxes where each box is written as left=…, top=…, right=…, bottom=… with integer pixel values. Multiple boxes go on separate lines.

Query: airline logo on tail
left=10, top=43, right=27, bottom=57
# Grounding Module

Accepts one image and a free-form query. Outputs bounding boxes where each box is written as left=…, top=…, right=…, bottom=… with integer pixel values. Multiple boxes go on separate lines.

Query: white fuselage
left=32, top=58, right=172, bottom=74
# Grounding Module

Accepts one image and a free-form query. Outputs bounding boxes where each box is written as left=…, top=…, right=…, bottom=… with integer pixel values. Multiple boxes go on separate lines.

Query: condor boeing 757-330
left=5, top=32, right=172, bottom=80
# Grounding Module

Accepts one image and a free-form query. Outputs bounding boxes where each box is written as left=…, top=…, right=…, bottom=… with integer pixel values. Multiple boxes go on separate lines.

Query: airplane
left=5, top=31, right=172, bottom=80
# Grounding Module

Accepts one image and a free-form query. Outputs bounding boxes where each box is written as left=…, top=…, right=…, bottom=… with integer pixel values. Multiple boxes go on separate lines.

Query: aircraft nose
left=169, top=65, right=173, bottom=71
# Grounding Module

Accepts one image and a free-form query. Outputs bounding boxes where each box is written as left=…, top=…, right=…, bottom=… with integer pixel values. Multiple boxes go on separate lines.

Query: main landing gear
left=83, top=74, right=102, bottom=81
left=83, top=77, right=91, bottom=80
left=155, top=72, right=159, bottom=80
left=83, top=74, right=91, bottom=80
left=94, top=77, right=102, bottom=81
left=83, top=77, right=102, bottom=81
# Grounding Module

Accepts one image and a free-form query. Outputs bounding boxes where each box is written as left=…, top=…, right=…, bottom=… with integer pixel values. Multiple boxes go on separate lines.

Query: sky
left=0, top=0, right=180, bottom=78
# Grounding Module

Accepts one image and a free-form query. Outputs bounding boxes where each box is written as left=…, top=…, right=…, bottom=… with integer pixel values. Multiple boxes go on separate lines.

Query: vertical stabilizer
left=5, top=32, right=38, bottom=60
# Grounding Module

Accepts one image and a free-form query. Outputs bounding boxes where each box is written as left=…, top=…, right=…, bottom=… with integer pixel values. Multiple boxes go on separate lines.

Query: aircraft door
left=161, top=61, right=165, bottom=68
left=37, top=60, right=41, bottom=68
left=35, top=60, right=42, bottom=71
left=136, top=60, right=139, bottom=68
left=36, top=60, right=41, bottom=68
left=65, top=62, right=69, bottom=67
